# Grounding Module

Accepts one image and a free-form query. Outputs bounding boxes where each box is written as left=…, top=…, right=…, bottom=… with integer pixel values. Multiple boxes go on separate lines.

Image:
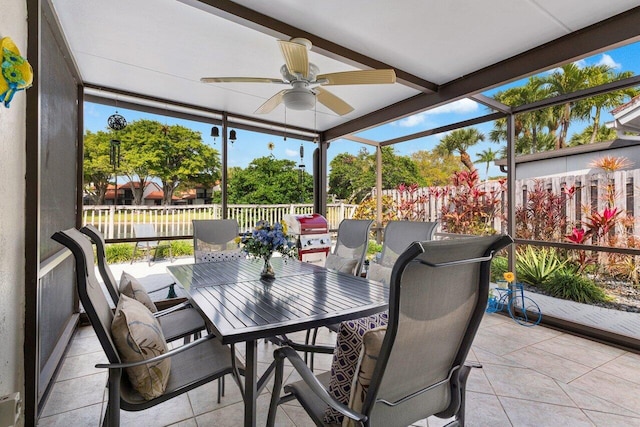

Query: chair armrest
left=96, top=334, right=216, bottom=369
left=272, top=335, right=334, bottom=354
left=275, top=346, right=367, bottom=424
left=153, top=301, right=191, bottom=317
left=464, top=361, right=482, bottom=369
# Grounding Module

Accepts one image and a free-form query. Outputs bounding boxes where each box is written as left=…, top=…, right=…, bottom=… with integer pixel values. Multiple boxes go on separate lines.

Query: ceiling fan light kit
left=201, top=37, right=396, bottom=116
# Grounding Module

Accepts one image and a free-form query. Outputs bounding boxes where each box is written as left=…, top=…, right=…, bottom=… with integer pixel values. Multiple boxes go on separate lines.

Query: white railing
left=82, top=203, right=358, bottom=239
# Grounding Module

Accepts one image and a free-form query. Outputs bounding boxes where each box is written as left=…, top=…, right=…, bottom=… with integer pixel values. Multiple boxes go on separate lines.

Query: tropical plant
left=353, top=195, right=397, bottom=225
left=490, top=255, right=508, bottom=282
left=410, top=149, right=462, bottom=186
left=105, top=243, right=136, bottom=263
left=544, top=269, right=609, bottom=304
left=440, top=169, right=504, bottom=235
left=516, top=245, right=567, bottom=286
left=474, top=148, right=498, bottom=181
left=515, top=180, right=567, bottom=241
left=435, top=128, right=484, bottom=173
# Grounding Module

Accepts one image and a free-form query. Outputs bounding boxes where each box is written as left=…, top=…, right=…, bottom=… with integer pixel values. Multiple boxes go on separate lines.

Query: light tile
left=56, top=351, right=107, bottom=381
left=166, top=418, right=198, bottom=427
left=187, top=376, right=244, bottom=416
left=597, top=352, right=640, bottom=385
left=465, top=391, right=511, bottom=427
left=40, top=373, right=107, bottom=417
left=65, top=335, right=103, bottom=357
left=483, top=365, right=575, bottom=406
left=584, top=409, right=640, bottom=426
left=281, top=402, right=318, bottom=427
left=196, top=393, right=294, bottom=427
left=118, top=393, right=194, bottom=426
left=466, top=366, right=493, bottom=394
left=37, top=403, right=102, bottom=427
left=570, top=369, right=640, bottom=414
left=532, top=334, right=624, bottom=368
left=502, top=345, right=593, bottom=383
left=499, top=396, right=594, bottom=426
left=471, top=346, right=525, bottom=368
left=557, top=382, right=640, bottom=417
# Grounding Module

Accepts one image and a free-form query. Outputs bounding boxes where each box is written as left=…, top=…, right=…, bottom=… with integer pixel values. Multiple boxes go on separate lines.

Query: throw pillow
left=325, top=254, right=359, bottom=276
left=366, top=262, right=392, bottom=286
left=111, top=294, right=171, bottom=400
left=120, top=271, right=157, bottom=313
left=323, top=312, right=388, bottom=424
left=343, top=327, right=387, bottom=427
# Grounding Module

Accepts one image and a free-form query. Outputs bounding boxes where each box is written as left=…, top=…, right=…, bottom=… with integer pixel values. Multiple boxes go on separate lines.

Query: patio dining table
left=167, top=257, right=388, bottom=427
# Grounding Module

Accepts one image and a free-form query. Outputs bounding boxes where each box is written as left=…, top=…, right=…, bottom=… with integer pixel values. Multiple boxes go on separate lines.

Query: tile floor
left=37, top=260, right=640, bottom=427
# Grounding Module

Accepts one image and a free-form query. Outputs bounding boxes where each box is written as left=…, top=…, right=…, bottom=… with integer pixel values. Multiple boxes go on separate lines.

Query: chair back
left=378, top=221, right=437, bottom=267
left=333, top=219, right=373, bottom=276
left=193, top=219, right=239, bottom=251
left=52, top=228, right=121, bottom=364
left=364, top=234, right=513, bottom=426
left=133, top=223, right=159, bottom=247
left=80, top=224, right=120, bottom=305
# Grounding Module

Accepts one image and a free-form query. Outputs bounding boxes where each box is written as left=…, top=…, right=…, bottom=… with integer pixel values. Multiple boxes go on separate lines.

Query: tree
left=568, top=124, right=617, bottom=146
left=435, top=128, right=484, bottom=172
left=83, top=130, right=114, bottom=204
left=115, top=120, right=161, bottom=205
left=227, top=155, right=313, bottom=204
left=328, top=146, right=423, bottom=203
left=149, top=124, right=220, bottom=205
left=474, top=148, right=498, bottom=181
left=410, top=149, right=462, bottom=186
left=542, top=63, right=588, bottom=149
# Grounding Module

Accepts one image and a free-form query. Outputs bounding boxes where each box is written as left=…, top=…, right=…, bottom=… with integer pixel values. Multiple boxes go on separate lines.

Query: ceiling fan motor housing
left=283, top=85, right=316, bottom=110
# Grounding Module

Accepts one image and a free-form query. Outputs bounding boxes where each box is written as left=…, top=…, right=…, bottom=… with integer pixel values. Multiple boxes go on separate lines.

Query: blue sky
left=84, top=41, right=640, bottom=181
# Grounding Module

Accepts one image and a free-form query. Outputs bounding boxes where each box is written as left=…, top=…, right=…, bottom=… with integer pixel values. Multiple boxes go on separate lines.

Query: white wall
left=0, top=0, right=27, bottom=417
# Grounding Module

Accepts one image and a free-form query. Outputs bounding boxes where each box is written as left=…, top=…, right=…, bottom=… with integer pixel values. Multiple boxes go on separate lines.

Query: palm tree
left=436, top=128, right=484, bottom=172
left=542, top=64, right=588, bottom=149
left=474, top=148, right=498, bottom=181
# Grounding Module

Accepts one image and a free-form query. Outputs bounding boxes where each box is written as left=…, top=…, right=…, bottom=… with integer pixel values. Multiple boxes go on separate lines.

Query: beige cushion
left=120, top=271, right=157, bottom=313
left=325, top=254, right=359, bottom=276
left=367, top=263, right=392, bottom=285
left=111, top=294, right=171, bottom=400
left=343, top=326, right=387, bottom=427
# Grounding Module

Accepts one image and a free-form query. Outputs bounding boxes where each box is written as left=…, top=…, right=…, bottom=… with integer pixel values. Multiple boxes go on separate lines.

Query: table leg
left=244, top=339, right=258, bottom=427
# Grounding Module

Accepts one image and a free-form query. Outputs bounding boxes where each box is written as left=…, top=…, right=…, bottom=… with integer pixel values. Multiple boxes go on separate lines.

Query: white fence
left=377, top=169, right=640, bottom=237
left=82, top=203, right=358, bottom=239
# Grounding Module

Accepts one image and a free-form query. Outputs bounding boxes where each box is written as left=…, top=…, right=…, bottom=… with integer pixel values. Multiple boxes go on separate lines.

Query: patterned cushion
left=325, top=254, right=359, bottom=275
left=367, top=262, right=392, bottom=285
left=195, top=249, right=246, bottom=263
left=344, top=327, right=387, bottom=427
left=119, top=271, right=157, bottom=313
left=111, top=294, right=171, bottom=400
left=324, top=312, right=388, bottom=424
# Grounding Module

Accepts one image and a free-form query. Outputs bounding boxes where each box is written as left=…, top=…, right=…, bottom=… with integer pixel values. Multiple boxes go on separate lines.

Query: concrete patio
left=37, top=258, right=640, bottom=426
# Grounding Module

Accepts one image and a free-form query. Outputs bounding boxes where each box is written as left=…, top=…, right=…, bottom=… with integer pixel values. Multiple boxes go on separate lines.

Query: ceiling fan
left=201, top=38, right=396, bottom=116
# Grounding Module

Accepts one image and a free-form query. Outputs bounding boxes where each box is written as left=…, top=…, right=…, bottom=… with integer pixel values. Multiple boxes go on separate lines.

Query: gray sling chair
left=305, top=220, right=438, bottom=370
left=267, top=234, right=513, bottom=427
left=268, top=219, right=373, bottom=354
left=80, top=225, right=205, bottom=344
left=131, top=223, right=172, bottom=266
left=52, top=228, right=243, bottom=427
left=192, top=219, right=244, bottom=263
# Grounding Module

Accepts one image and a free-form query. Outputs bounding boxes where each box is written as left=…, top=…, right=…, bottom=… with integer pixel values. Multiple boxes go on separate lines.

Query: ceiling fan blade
left=201, top=77, right=283, bottom=84
left=317, top=69, right=396, bottom=85
left=278, top=40, right=309, bottom=78
left=316, top=87, right=353, bottom=116
left=255, top=90, right=286, bottom=114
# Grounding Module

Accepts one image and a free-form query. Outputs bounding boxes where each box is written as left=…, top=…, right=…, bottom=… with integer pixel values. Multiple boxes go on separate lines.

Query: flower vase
left=261, top=254, right=275, bottom=280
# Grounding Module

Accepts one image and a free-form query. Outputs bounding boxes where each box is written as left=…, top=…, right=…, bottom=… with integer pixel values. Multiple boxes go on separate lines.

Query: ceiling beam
left=342, top=135, right=379, bottom=147
left=471, top=94, right=512, bottom=114
left=180, top=0, right=438, bottom=93
left=324, top=6, right=640, bottom=141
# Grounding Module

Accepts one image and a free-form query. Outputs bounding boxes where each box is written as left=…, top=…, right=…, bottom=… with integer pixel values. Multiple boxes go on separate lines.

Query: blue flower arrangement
left=239, top=220, right=297, bottom=260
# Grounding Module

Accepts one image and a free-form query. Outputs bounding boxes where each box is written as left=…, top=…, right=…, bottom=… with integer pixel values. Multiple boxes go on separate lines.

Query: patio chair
left=192, top=219, right=245, bottom=263
left=327, top=219, right=374, bottom=277
left=131, top=223, right=172, bottom=266
left=52, top=228, right=242, bottom=427
left=305, top=220, right=439, bottom=370
left=80, top=224, right=206, bottom=344
left=267, top=234, right=513, bottom=427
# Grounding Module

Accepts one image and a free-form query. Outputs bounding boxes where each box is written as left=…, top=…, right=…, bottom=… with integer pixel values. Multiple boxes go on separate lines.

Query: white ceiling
left=51, top=0, right=640, bottom=135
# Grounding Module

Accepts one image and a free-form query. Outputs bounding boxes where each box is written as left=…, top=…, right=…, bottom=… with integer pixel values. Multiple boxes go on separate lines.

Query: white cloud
left=596, top=53, right=621, bottom=69
left=285, top=148, right=298, bottom=157
left=392, top=99, right=479, bottom=128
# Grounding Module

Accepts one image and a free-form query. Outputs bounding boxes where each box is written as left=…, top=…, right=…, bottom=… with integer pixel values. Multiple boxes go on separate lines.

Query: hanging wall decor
left=107, top=111, right=127, bottom=130
left=0, top=37, right=33, bottom=108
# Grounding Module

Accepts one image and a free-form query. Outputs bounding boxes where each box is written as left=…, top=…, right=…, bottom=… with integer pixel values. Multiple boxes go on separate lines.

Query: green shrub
left=106, top=243, right=135, bottom=263
left=544, top=270, right=610, bottom=304
left=516, top=245, right=566, bottom=286
left=367, top=240, right=383, bottom=258
left=154, top=240, right=194, bottom=259
left=490, top=256, right=508, bottom=282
